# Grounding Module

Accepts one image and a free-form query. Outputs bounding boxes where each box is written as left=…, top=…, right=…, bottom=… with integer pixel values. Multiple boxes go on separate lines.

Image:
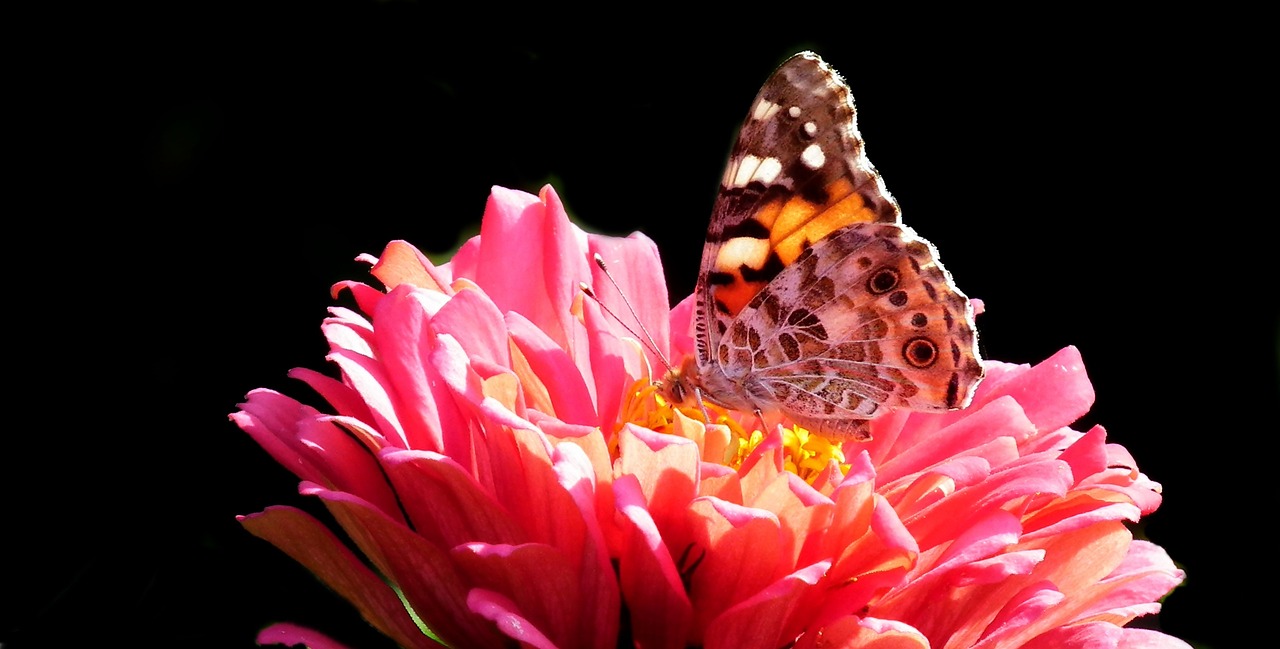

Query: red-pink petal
left=467, top=589, right=560, bottom=649
left=231, top=391, right=400, bottom=520
left=256, top=622, right=353, bottom=649
left=297, top=484, right=512, bottom=647
left=239, top=506, right=438, bottom=649
left=453, top=542, right=600, bottom=649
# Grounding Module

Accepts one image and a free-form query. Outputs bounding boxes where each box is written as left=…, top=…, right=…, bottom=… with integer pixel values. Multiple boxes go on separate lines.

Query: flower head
left=232, top=185, right=1186, bottom=648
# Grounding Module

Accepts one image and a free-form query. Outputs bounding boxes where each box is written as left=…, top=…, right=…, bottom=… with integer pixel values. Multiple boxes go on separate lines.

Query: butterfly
left=658, top=52, right=984, bottom=441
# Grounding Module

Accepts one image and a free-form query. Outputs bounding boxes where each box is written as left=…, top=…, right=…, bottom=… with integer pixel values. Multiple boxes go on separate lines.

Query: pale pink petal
left=975, top=581, right=1066, bottom=647
left=793, top=616, right=930, bottom=649
left=582, top=298, right=632, bottom=432
left=704, top=561, right=830, bottom=649
left=686, top=498, right=785, bottom=639
left=368, top=239, right=454, bottom=294
left=614, top=474, right=693, bottom=649
left=617, top=423, right=701, bottom=553
left=1022, top=622, right=1193, bottom=649
left=875, top=396, right=1035, bottom=485
left=550, top=442, right=623, bottom=649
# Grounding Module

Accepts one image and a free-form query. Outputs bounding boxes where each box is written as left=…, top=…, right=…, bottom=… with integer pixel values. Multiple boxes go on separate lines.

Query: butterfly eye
left=670, top=381, right=687, bottom=404
left=902, top=337, right=939, bottom=368
left=867, top=267, right=900, bottom=294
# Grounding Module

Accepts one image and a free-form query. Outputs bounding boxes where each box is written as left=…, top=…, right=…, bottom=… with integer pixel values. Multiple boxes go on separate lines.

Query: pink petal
left=429, top=286, right=510, bottom=369
left=379, top=449, right=526, bottom=549
left=973, top=346, right=1095, bottom=434
left=549, top=442, right=623, bottom=649
left=474, top=185, right=591, bottom=352
left=325, top=347, right=409, bottom=448
left=506, top=311, right=598, bottom=425
left=976, top=581, right=1066, bottom=647
left=288, top=366, right=375, bottom=429
left=331, top=279, right=389, bottom=317
left=1022, top=622, right=1193, bottom=649
left=667, top=293, right=697, bottom=360
left=582, top=298, right=632, bottom=431
left=586, top=230, right=672, bottom=373
left=369, top=285, right=462, bottom=452
left=876, top=396, right=1035, bottom=485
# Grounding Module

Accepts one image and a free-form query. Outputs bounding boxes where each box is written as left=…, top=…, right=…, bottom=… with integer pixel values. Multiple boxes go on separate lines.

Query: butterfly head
left=656, top=355, right=703, bottom=410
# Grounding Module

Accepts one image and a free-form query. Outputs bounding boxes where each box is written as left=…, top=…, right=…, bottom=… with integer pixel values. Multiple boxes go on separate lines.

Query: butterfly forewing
left=698, top=53, right=901, bottom=363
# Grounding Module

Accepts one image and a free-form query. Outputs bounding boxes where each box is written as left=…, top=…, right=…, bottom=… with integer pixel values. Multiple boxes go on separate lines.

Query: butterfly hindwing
left=721, top=222, right=983, bottom=439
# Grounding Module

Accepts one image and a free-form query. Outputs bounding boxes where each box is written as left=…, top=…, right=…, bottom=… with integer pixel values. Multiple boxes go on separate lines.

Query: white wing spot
left=716, top=236, right=772, bottom=273
left=728, top=155, right=784, bottom=187
left=788, top=105, right=802, bottom=118
left=801, top=144, right=825, bottom=170
left=728, top=155, right=762, bottom=188
left=804, top=121, right=818, bottom=137
left=755, top=156, right=783, bottom=184
left=753, top=99, right=781, bottom=121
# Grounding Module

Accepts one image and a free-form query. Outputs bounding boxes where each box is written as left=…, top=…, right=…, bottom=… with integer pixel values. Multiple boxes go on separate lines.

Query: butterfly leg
left=693, top=385, right=713, bottom=428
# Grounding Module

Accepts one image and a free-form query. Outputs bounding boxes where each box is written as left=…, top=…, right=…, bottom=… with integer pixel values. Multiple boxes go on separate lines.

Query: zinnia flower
left=232, top=185, right=1187, bottom=648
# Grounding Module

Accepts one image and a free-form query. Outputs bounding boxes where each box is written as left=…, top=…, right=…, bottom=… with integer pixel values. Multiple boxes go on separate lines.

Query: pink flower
left=232, top=185, right=1187, bottom=648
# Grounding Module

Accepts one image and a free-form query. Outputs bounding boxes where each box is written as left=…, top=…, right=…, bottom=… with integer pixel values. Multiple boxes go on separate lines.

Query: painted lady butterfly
left=659, top=52, right=984, bottom=441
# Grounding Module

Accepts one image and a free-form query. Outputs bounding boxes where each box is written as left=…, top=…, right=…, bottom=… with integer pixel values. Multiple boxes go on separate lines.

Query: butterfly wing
left=722, top=221, right=984, bottom=440
left=694, top=52, right=902, bottom=373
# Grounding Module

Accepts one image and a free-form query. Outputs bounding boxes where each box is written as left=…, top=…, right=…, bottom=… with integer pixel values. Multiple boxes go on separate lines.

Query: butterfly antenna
left=582, top=253, right=674, bottom=374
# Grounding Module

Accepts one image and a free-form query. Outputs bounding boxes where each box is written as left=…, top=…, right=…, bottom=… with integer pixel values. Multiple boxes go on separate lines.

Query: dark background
left=8, top=6, right=1268, bottom=648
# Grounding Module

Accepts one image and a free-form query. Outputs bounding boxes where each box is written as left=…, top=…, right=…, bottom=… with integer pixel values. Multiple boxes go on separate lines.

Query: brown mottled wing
left=724, top=222, right=984, bottom=440
left=695, top=52, right=901, bottom=370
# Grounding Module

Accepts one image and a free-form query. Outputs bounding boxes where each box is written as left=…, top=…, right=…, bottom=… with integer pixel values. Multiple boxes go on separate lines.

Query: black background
left=7, top=5, right=1269, bottom=648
